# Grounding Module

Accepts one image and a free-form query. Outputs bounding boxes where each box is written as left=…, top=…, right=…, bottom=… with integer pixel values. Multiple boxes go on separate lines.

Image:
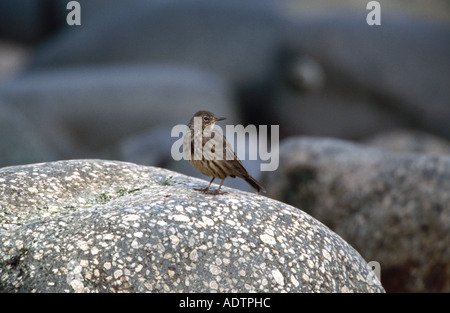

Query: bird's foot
left=204, top=189, right=227, bottom=195
left=193, top=187, right=209, bottom=192
left=193, top=187, right=226, bottom=195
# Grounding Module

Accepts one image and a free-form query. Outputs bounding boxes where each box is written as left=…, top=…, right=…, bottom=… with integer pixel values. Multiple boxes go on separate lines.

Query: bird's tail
left=244, top=175, right=266, bottom=193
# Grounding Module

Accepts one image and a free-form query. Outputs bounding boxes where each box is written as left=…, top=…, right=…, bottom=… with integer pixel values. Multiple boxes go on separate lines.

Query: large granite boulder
left=0, top=160, right=383, bottom=292
left=263, top=137, right=450, bottom=292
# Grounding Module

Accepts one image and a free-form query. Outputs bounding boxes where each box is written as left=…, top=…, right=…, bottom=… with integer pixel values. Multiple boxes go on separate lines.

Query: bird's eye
left=203, top=116, right=209, bottom=121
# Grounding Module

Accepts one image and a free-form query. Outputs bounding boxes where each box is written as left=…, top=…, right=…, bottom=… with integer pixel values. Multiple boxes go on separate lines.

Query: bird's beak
left=215, top=117, right=226, bottom=122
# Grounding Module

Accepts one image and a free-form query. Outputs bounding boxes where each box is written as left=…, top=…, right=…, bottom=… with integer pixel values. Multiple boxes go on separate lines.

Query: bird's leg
left=194, top=177, right=215, bottom=192
left=204, top=178, right=227, bottom=195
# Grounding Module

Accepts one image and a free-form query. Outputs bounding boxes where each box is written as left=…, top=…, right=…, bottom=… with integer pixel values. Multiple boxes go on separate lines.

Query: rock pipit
left=183, top=111, right=266, bottom=195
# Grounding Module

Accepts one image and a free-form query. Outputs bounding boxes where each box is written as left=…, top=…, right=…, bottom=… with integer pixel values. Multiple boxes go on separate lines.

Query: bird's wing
left=202, top=127, right=238, bottom=161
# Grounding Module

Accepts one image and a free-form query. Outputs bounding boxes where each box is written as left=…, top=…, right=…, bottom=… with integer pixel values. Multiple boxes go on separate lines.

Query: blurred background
left=0, top=0, right=448, bottom=292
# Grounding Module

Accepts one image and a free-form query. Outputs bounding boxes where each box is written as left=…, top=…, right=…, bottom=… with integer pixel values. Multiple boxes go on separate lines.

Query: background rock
left=0, top=0, right=128, bottom=44
left=366, top=129, right=450, bottom=155
left=262, top=137, right=450, bottom=292
left=0, top=42, right=29, bottom=82
left=24, top=0, right=289, bottom=128
left=0, top=99, right=56, bottom=167
left=27, top=0, right=284, bottom=87
left=276, top=14, right=450, bottom=140
left=21, top=1, right=450, bottom=141
left=0, top=64, right=236, bottom=159
left=1, top=0, right=448, bottom=46
left=0, top=159, right=384, bottom=293
left=2, top=1, right=449, bottom=140
left=284, top=0, right=450, bottom=22
left=2, top=1, right=449, bottom=175
left=0, top=0, right=60, bottom=44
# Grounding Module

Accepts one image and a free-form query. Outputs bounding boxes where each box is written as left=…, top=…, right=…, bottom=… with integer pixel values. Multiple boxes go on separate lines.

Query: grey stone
left=0, top=42, right=29, bottom=81
left=119, top=126, right=177, bottom=167
left=0, top=99, right=56, bottom=167
left=7, top=1, right=450, bottom=142
left=366, top=129, right=450, bottom=155
left=0, top=64, right=235, bottom=158
left=282, top=0, right=450, bottom=21
left=0, top=0, right=126, bottom=44
left=25, top=0, right=291, bottom=128
left=262, top=137, right=450, bottom=292
left=277, top=14, right=450, bottom=139
left=0, top=0, right=57, bottom=43
left=0, top=159, right=384, bottom=293
left=28, top=0, right=285, bottom=87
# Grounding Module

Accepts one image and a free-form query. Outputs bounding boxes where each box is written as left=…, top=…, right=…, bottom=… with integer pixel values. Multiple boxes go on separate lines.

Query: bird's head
left=189, top=111, right=226, bottom=129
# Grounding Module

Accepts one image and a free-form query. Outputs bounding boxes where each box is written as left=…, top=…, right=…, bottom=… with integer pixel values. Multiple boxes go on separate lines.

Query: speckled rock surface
left=262, top=137, right=450, bottom=292
left=0, top=160, right=383, bottom=293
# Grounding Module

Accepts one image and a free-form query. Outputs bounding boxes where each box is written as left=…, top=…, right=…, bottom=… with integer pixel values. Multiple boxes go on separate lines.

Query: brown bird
left=183, top=110, right=266, bottom=195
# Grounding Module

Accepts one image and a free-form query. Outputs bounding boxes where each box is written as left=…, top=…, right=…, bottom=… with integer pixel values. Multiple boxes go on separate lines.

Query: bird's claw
left=193, top=187, right=226, bottom=195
